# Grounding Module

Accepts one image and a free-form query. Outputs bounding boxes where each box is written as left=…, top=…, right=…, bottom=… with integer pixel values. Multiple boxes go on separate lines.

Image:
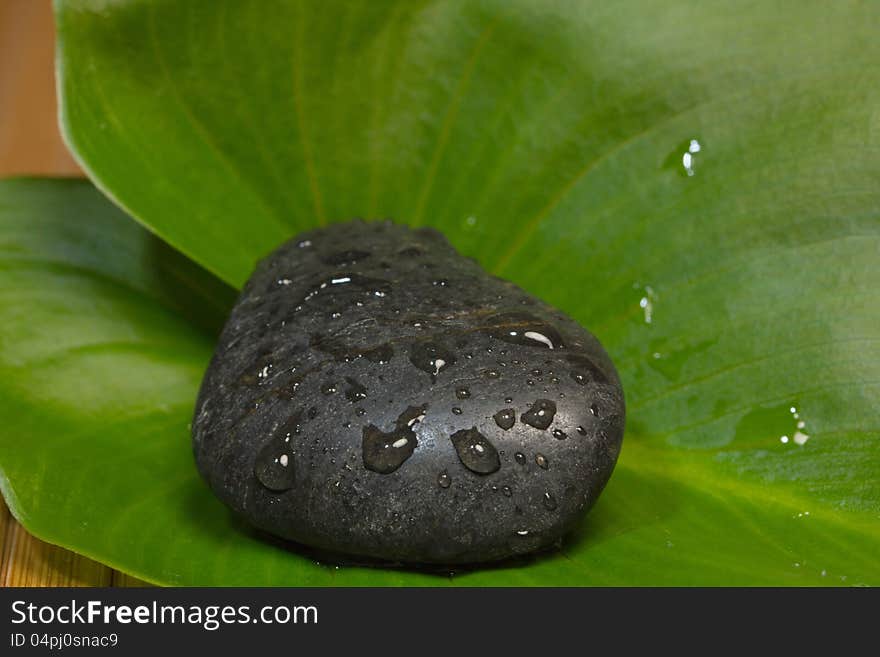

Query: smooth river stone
left=192, top=220, right=625, bottom=564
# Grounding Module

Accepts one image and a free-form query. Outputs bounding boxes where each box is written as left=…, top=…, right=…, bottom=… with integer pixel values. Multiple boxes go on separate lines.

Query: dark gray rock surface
left=192, top=220, right=625, bottom=564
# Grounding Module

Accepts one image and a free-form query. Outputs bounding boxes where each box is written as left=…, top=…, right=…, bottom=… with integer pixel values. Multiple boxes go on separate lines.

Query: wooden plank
left=0, top=0, right=81, bottom=176
left=0, top=0, right=148, bottom=587
left=0, top=499, right=113, bottom=587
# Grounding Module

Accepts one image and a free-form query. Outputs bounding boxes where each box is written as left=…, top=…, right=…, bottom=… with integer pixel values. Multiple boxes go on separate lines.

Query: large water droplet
left=409, top=341, right=456, bottom=381
left=521, top=399, right=557, bottom=430
left=361, top=405, right=426, bottom=474
left=480, top=312, right=564, bottom=350
left=254, top=440, right=295, bottom=491
left=450, top=427, right=500, bottom=475
left=493, top=408, right=516, bottom=430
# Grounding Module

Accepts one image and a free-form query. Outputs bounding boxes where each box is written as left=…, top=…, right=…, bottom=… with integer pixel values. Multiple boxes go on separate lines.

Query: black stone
left=192, top=220, right=625, bottom=565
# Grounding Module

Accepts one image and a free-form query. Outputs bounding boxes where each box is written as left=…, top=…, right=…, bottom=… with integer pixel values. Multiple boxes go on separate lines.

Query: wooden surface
left=0, top=0, right=148, bottom=587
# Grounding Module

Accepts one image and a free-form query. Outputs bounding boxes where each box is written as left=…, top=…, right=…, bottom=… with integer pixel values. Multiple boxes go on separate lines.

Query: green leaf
left=6, top=0, right=877, bottom=584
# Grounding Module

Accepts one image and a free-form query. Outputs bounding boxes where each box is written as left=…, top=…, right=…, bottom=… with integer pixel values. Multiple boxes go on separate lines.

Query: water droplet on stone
left=501, top=485, right=512, bottom=497
left=542, top=492, right=558, bottom=510
left=589, top=403, right=600, bottom=417
left=455, top=387, right=471, bottom=400
left=452, top=407, right=463, bottom=415
left=576, top=426, right=587, bottom=436
left=450, top=427, right=500, bottom=474
left=535, top=453, right=549, bottom=469
left=355, top=407, right=367, bottom=416
left=398, top=245, right=424, bottom=257
left=321, top=382, right=337, bottom=395
left=493, top=408, right=516, bottom=430
left=321, top=249, right=370, bottom=266
left=344, top=376, right=367, bottom=402
left=515, top=529, right=530, bottom=537
left=569, top=355, right=609, bottom=386
left=362, top=343, right=394, bottom=364
left=514, top=452, right=526, bottom=465
left=481, top=312, right=564, bottom=349
left=483, top=369, right=500, bottom=379
left=521, top=399, right=557, bottom=430
left=552, top=428, right=567, bottom=440
left=254, top=440, right=295, bottom=491
left=361, top=405, right=426, bottom=474
left=409, top=341, right=456, bottom=381
left=438, top=470, right=451, bottom=488
left=299, top=273, right=391, bottom=306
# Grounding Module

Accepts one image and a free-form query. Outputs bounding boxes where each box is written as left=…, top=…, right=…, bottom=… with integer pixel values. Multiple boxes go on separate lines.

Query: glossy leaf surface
left=2, top=0, right=877, bottom=584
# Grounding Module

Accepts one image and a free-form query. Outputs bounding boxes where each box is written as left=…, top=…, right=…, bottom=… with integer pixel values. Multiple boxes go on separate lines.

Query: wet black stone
left=192, top=220, right=625, bottom=565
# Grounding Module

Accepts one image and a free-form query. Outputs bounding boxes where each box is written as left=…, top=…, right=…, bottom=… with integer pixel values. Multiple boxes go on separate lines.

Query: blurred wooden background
left=0, top=0, right=146, bottom=586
